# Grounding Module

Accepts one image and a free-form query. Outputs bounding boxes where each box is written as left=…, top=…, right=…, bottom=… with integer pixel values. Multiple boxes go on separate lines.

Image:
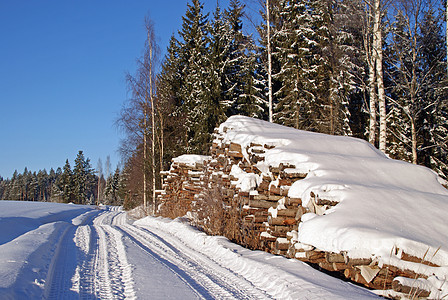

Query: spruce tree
left=178, top=0, right=216, bottom=154
left=417, top=6, right=448, bottom=180
left=57, top=160, right=73, bottom=203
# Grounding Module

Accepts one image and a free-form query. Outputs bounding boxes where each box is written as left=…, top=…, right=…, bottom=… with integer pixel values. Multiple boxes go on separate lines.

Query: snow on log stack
left=158, top=155, right=210, bottom=219
left=158, top=115, right=448, bottom=299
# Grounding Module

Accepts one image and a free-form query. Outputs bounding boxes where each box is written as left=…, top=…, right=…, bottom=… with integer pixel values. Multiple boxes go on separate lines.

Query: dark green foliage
left=0, top=152, right=126, bottom=204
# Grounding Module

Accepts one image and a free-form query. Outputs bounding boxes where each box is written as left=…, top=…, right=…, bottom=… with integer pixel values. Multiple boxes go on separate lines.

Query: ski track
left=44, top=206, right=270, bottom=299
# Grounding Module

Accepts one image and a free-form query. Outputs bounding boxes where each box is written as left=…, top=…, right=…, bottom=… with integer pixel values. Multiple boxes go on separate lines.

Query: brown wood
left=268, top=216, right=297, bottom=226
left=392, top=280, right=430, bottom=298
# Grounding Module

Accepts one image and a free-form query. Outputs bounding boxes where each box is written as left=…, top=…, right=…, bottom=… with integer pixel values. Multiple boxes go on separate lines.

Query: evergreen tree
left=417, top=6, right=448, bottom=180
left=178, top=0, right=217, bottom=154
left=72, top=151, right=96, bottom=204
left=157, top=35, right=189, bottom=165
left=225, top=0, right=265, bottom=118
left=57, top=160, right=74, bottom=203
left=104, top=167, right=122, bottom=205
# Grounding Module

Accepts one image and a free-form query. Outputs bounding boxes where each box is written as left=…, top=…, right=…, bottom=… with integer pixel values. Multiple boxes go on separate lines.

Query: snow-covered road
left=0, top=202, right=380, bottom=299
left=45, top=207, right=269, bottom=299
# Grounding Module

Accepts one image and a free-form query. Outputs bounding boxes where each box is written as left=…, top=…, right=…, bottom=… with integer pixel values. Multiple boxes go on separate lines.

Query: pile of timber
left=159, top=136, right=438, bottom=299
left=158, top=157, right=209, bottom=219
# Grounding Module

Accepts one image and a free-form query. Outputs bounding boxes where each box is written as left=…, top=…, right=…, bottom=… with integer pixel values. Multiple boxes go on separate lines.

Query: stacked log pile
left=159, top=137, right=439, bottom=299
left=158, top=157, right=209, bottom=219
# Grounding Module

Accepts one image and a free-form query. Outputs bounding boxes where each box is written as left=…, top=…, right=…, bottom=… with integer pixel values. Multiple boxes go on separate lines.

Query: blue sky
left=0, top=0, right=251, bottom=178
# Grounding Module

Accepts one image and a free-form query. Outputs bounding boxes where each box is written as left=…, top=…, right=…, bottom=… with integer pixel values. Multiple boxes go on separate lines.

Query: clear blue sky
left=0, top=0, right=252, bottom=178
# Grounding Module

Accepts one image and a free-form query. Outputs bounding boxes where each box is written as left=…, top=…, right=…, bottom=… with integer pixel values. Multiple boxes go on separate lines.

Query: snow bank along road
left=0, top=202, right=380, bottom=299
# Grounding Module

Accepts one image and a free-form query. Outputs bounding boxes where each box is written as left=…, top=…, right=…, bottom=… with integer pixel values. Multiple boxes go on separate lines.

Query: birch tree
left=118, top=18, right=159, bottom=214
left=364, top=0, right=388, bottom=152
left=266, top=0, right=273, bottom=122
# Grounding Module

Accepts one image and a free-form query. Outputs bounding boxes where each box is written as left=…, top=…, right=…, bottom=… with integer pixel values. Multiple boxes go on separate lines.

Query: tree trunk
left=147, top=22, right=157, bottom=216
left=366, top=2, right=376, bottom=145
left=411, top=118, right=418, bottom=164
left=374, top=0, right=386, bottom=153
left=143, top=109, right=148, bottom=212
left=266, top=0, right=273, bottom=123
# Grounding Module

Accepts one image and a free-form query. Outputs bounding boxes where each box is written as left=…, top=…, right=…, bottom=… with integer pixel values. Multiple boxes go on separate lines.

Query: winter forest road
left=44, top=207, right=270, bottom=300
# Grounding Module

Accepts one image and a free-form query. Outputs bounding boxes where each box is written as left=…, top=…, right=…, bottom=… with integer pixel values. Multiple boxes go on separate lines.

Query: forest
left=117, top=0, right=448, bottom=211
left=2, top=0, right=447, bottom=210
left=0, top=151, right=123, bottom=206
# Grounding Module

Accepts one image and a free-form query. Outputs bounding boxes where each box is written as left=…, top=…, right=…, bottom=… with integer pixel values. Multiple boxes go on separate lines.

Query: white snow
left=216, top=115, right=448, bottom=295
left=135, top=216, right=379, bottom=299
left=172, top=154, right=210, bottom=167
left=0, top=200, right=380, bottom=299
left=230, top=164, right=260, bottom=192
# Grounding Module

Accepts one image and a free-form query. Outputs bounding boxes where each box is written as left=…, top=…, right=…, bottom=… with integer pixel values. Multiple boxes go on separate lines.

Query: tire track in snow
left=44, top=225, right=79, bottom=300
left=45, top=208, right=136, bottom=299
left=92, top=209, right=136, bottom=299
left=117, top=220, right=270, bottom=299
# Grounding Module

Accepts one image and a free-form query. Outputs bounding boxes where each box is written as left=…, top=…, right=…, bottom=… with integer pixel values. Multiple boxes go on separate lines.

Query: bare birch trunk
left=266, top=0, right=273, bottom=123
left=159, top=116, right=164, bottom=187
left=373, top=0, right=386, bottom=153
left=143, top=106, right=148, bottom=212
left=366, top=1, right=377, bottom=145
left=147, top=23, right=157, bottom=216
left=411, top=117, right=418, bottom=164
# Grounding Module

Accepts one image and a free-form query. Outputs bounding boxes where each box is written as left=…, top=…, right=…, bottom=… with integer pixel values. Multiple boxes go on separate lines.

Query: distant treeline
left=0, top=151, right=124, bottom=206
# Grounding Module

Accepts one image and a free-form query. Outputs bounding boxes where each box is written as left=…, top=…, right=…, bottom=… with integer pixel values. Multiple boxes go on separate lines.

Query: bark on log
left=392, top=280, right=430, bottom=298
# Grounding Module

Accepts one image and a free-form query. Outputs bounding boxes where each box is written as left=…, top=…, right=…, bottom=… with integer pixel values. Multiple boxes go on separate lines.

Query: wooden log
left=306, top=250, right=326, bottom=262
left=268, top=216, right=297, bottom=226
left=257, top=181, right=270, bottom=191
left=325, top=252, right=346, bottom=263
left=354, top=272, right=368, bottom=285
left=268, top=194, right=284, bottom=201
left=276, top=208, right=298, bottom=218
left=287, top=197, right=302, bottom=206
left=269, top=186, right=281, bottom=195
left=252, top=194, right=279, bottom=201
left=250, top=148, right=265, bottom=154
left=295, top=206, right=307, bottom=220
left=319, top=262, right=336, bottom=272
left=228, top=151, right=244, bottom=159
left=347, top=257, right=372, bottom=266
left=333, top=262, right=351, bottom=271
left=392, top=279, right=430, bottom=298
left=229, top=142, right=242, bottom=153
left=244, top=215, right=268, bottom=223
left=238, top=191, right=250, bottom=197
left=268, top=230, right=288, bottom=238
left=248, top=199, right=276, bottom=209
left=278, top=178, right=294, bottom=186
left=401, top=252, right=440, bottom=267
left=260, top=233, right=277, bottom=242
left=344, top=268, right=356, bottom=280
left=381, top=264, right=427, bottom=279
left=279, top=163, right=296, bottom=170
left=315, top=197, right=339, bottom=206
left=275, top=238, right=290, bottom=250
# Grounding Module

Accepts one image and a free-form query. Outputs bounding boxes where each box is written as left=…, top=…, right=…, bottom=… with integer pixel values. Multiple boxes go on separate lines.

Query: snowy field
left=0, top=200, right=379, bottom=299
